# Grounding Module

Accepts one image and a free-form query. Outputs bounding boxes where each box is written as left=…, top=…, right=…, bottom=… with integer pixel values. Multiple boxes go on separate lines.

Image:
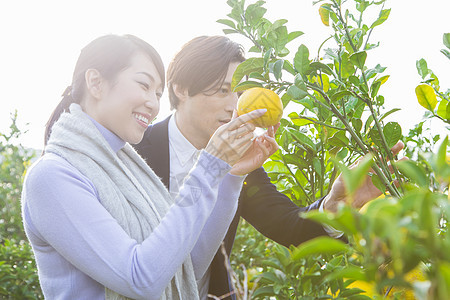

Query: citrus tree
left=218, top=0, right=449, bottom=299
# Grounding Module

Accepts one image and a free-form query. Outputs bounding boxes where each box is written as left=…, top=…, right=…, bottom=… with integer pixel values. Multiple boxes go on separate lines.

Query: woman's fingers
left=227, top=109, right=267, bottom=130
left=232, top=122, right=256, bottom=138
left=231, top=109, right=238, bottom=121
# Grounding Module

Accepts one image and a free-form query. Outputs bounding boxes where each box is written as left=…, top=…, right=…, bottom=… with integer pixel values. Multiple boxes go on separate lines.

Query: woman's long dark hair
left=44, top=34, right=165, bottom=146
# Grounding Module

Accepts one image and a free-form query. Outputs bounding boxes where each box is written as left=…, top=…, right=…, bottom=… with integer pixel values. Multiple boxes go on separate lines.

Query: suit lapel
left=133, top=116, right=171, bottom=189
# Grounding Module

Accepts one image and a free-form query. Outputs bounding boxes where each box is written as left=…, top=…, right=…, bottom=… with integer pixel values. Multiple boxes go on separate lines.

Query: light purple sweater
left=21, top=119, right=244, bottom=299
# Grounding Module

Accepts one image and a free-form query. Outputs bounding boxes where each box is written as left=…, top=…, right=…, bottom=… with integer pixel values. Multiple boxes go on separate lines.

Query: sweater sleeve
left=23, top=151, right=230, bottom=299
left=190, top=173, right=245, bottom=279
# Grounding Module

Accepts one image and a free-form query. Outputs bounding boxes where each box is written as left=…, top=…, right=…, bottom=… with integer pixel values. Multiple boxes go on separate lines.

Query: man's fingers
left=273, top=122, right=280, bottom=134
left=390, top=141, right=404, bottom=156
left=262, top=134, right=278, bottom=152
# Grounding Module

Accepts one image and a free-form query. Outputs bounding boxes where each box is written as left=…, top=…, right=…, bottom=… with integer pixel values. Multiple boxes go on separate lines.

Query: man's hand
left=323, top=141, right=406, bottom=213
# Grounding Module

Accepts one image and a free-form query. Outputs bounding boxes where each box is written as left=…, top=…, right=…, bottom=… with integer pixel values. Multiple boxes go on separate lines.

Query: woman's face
left=93, top=52, right=162, bottom=144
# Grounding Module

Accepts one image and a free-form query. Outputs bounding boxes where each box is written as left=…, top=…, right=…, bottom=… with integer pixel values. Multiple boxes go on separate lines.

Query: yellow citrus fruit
left=384, top=263, right=428, bottom=299
left=237, top=87, right=283, bottom=128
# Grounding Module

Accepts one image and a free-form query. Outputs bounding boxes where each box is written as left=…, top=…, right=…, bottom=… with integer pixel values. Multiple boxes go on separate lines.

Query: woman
left=21, top=34, right=278, bottom=299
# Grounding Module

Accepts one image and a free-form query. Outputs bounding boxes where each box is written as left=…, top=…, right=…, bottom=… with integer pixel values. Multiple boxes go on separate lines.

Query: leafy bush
left=0, top=239, right=42, bottom=299
left=0, top=112, right=42, bottom=298
left=221, top=0, right=450, bottom=299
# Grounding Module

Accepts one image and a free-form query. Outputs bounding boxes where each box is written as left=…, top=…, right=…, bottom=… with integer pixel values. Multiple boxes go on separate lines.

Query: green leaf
left=248, top=72, right=266, bottom=81
left=365, top=115, right=374, bottom=134
left=341, top=52, right=356, bottom=77
left=272, top=59, right=284, bottom=81
left=370, top=81, right=381, bottom=98
left=365, top=64, right=387, bottom=80
left=329, top=131, right=349, bottom=147
left=370, top=8, right=391, bottom=28
left=216, top=18, right=236, bottom=29
left=287, top=85, right=309, bottom=100
left=252, top=286, right=275, bottom=298
left=378, top=108, right=401, bottom=122
left=264, top=160, right=291, bottom=174
left=437, top=99, right=450, bottom=119
left=370, top=173, right=385, bottom=192
left=313, top=157, right=323, bottom=177
left=292, top=236, right=349, bottom=260
left=289, top=112, right=315, bottom=126
left=433, top=136, right=450, bottom=181
left=349, top=51, right=367, bottom=69
left=309, top=61, right=333, bottom=75
left=356, top=0, right=370, bottom=12
left=338, top=154, right=374, bottom=196
left=232, top=57, right=264, bottom=90
left=352, top=118, right=363, bottom=133
left=326, top=266, right=368, bottom=282
left=288, top=31, right=304, bottom=43
left=245, top=2, right=267, bottom=27
left=233, top=80, right=263, bottom=92
left=272, top=18, right=288, bottom=28
left=374, top=75, right=390, bottom=86
left=319, top=3, right=331, bottom=26
left=441, top=49, right=450, bottom=60
left=396, top=160, right=429, bottom=188
left=222, top=28, right=239, bottom=34
left=383, top=122, right=402, bottom=148
left=349, top=75, right=360, bottom=86
left=415, top=84, right=438, bottom=111
left=369, top=127, right=382, bottom=145
left=283, top=60, right=296, bottom=75
left=294, top=44, right=310, bottom=75
left=248, top=45, right=261, bottom=53
left=331, top=90, right=353, bottom=102
left=443, top=33, right=450, bottom=49
left=287, top=128, right=316, bottom=152
left=416, top=58, right=429, bottom=79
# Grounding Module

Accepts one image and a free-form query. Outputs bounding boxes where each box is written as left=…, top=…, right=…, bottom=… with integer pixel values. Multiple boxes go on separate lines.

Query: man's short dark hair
left=167, top=36, right=245, bottom=109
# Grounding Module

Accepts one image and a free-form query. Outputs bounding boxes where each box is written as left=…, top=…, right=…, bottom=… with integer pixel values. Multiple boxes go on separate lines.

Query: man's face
left=175, top=62, right=241, bottom=148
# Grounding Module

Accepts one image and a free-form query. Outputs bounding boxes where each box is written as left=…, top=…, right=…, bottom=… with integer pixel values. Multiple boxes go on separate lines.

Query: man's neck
left=174, top=113, right=208, bottom=150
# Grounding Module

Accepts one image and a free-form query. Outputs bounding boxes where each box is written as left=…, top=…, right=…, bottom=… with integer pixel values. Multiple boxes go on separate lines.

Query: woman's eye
left=156, top=92, right=163, bottom=99
left=220, top=88, right=230, bottom=94
left=138, top=82, right=150, bottom=90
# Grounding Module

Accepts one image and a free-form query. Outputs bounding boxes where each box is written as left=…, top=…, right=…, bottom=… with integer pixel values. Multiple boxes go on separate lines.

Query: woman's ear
left=85, top=69, right=104, bottom=100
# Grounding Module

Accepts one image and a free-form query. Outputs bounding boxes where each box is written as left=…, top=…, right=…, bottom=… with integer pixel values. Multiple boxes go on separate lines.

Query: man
left=134, top=35, right=403, bottom=299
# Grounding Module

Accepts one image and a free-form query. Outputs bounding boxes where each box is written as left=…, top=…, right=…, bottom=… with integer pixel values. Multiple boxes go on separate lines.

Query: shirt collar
left=86, top=114, right=126, bottom=153
left=168, top=113, right=201, bottom=167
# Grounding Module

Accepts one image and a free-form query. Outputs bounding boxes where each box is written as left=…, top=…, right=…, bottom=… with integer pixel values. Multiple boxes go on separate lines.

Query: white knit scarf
left=45, top=104, right=199, bottom=300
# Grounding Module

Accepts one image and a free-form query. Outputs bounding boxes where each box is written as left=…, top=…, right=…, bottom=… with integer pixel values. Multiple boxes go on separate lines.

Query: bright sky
left=1, top=0, right=448, bottom=150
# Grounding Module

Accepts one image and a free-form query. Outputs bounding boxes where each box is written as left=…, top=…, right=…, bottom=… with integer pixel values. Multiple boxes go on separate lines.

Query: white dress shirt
left=168, top=114, right=246, bottom=299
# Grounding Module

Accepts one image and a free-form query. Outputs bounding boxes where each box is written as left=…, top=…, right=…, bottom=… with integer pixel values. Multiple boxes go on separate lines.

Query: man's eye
left=156, top=92, right=163, bottom=99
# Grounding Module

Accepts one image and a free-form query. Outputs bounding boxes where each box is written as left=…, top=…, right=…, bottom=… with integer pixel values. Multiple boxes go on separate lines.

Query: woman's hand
left=205, top=109, right=267, bottom=166
left=230, top=123, right=280, bottom=176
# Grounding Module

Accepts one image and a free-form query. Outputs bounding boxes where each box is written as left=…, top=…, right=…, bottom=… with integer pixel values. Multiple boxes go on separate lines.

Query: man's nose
left=225, top=92, right=239, bottom=111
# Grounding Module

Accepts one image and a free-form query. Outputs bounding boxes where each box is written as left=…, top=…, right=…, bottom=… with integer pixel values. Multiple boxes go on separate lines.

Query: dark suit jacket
left=133, top=116, right=328, bottom=299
